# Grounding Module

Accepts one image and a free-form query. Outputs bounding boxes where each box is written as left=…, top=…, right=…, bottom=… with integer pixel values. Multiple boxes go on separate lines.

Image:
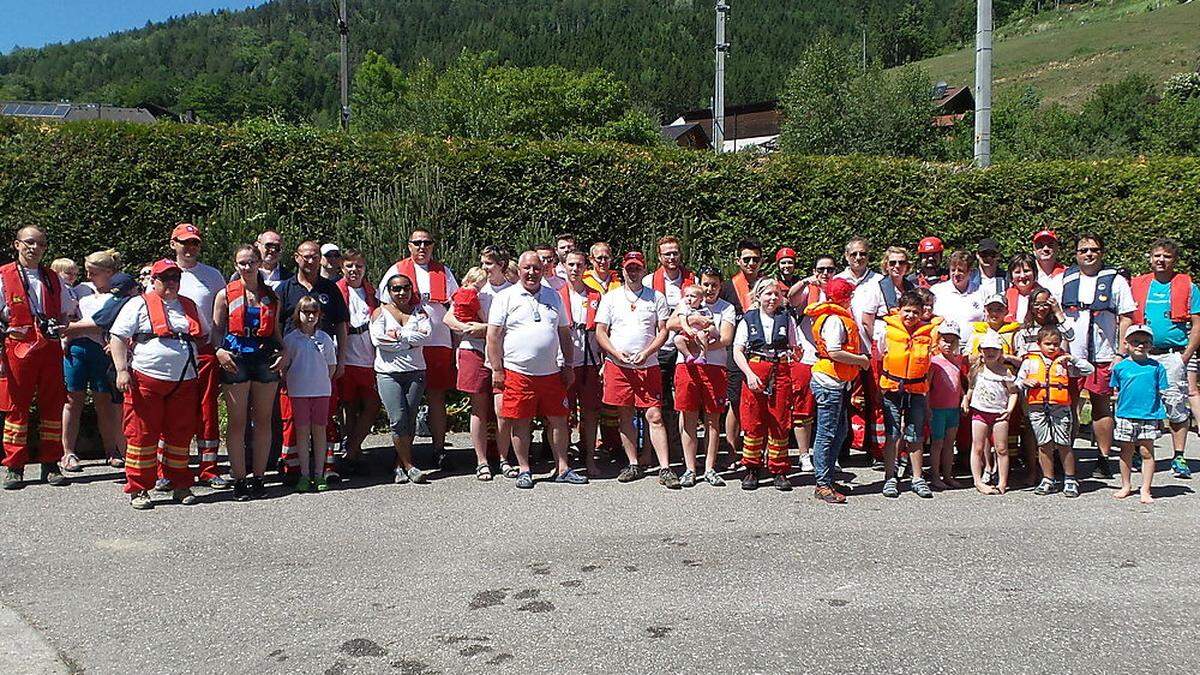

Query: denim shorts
left=881, top=391, right=927, bottom=444
left=928, top=407, right=960, bottom=440
left=63, top=339, right=115, bottom=395
left=219, top=351, right=281, bottom=385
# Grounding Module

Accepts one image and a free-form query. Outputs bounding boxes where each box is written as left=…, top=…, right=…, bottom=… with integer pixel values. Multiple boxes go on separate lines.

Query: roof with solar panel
left=0, top=100, right=162, bottom=124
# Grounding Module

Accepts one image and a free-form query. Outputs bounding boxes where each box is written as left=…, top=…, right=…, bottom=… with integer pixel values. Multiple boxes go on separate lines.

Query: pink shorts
left=290, top=396, right=331, bottom=427
left=970, top=408, right=1004, bottom=426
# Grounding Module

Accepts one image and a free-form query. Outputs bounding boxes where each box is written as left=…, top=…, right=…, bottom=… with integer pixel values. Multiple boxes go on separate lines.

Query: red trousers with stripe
left=279, top=383, right=338, bottom=476
left=1, top=340, right=66, bottom=469
left=123, top=373, right=199, bottom=493
left=155, top=348, right=220, bottom=480
left=739, top=359, right=792, bottom=475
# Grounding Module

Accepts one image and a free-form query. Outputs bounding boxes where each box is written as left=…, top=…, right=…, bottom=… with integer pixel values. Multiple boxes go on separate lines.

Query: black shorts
left=726, top=365, right=744, bottom=411
left=219, top=351, right=281, bottom=385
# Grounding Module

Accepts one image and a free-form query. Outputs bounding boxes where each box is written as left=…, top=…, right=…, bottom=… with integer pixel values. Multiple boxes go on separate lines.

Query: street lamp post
left=714, top=1, right=730, bottom=153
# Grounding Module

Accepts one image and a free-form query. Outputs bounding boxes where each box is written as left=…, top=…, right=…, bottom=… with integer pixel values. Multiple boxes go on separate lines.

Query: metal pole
left=714, top=1, right=730, bottom=153
left=861, top=26, right=867, bottom=74
left=974, top=0, right=992, bottom=167
left=338, top=0, right=350, bottom=131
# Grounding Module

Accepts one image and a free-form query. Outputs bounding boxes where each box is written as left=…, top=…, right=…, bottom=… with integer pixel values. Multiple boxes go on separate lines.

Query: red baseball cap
left=621, top=251, right=646, bottom=269
left=826, top=277, right=855, bottom=304
left=917, top=236, right=944, bottom=255
left=775, top=247, right=797, bottom=263
left=171, top=223, right=202, bottom=242
left=150, top=259, right=181, bottom=277
left=1033, top=229, right=1058, bottom=244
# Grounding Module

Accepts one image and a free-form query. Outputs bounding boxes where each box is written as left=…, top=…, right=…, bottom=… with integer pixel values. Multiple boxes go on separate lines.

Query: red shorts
left=337, top=365, right=379, bottom=404
left=602, top=361, right=663, bottom=409
left=674, top=363, right=727, bottom=414
left=500, top=370, right=569, bottom=419
left=790, top=361, right=815, bottom=419
left=1081, top=361, right=1113, bottom=397
left=456, top=348, right=492, bottom=394
left=568, top=365, right=602, bottom=411
left=423, top=346, right=455, bottom=390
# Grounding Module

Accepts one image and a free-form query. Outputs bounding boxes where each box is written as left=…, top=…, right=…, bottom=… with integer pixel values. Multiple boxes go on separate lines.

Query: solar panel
left=0, top=103, right=17, bottom=115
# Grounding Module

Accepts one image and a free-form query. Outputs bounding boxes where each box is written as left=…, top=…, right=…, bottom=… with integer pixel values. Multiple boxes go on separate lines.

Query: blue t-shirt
left=1109, top=357, right=1168, bottom=420
left=1144, top=279, right=1200, bottom=349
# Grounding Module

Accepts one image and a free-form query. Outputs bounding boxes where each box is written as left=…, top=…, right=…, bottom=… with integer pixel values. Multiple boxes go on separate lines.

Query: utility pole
left=338, top=0, right=350, bottom=131
left=973, top=0, right=993, bottom=167
left=861, top=26, right=867, bottom=74
left=713, top=1, right=730, bottom=153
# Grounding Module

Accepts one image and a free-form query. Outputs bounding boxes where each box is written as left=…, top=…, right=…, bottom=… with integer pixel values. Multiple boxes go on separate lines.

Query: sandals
left=499, top=461, right=520, bottom=479
left=59, top=453, right=83, bottom=473
left=475, top=463, right=493, bottom=482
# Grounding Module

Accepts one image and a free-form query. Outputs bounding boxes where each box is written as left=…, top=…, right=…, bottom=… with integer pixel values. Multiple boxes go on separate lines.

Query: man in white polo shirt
left=487, top=251, right=587, bottom=489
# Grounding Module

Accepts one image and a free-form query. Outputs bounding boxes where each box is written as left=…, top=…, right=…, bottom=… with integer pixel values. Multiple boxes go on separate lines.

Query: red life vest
left=1130, top=272, right=1193, bottom=324
left=337, top=277, right=379, bottom=313
left=651, top=267, right=696, bottom=295
left=1003, top=285, right=1026, bottom=323
left=392, top=258, right=448, bottom=303
left=226, top=278, right=276, bottom=338
left=143, top=292, right=203, bottom=339
left=1, top=262, right=62, bottom=334
left=558, top=284, right=600, bottom=330
left=731, top=272, right=753, bottom=312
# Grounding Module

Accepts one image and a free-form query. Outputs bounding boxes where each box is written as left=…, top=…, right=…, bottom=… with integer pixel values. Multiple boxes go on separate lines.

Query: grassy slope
left=914, top=1, right=1200, bottom=107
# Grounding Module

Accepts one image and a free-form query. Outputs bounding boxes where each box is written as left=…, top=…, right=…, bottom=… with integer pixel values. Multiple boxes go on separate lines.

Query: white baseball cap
left=1124, top=324, right=1154, bottom=341
left=984, top=293, right=1007, bottom=308
left=979, top=331, right=1004, bottom=351
left=320, top=243, right=341, bottom=257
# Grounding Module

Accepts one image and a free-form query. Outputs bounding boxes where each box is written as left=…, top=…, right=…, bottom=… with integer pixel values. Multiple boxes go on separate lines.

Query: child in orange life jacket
left=673, top=285, right=718, bottom=364
left=282, top=296, right=338, bottom=493
left=878, top=290, right=938, bottom=498
left=926, top=323, right=966, bottom=491
left=968, top=294, right=1022, bottom=368
left=450, top=267, right=487, bottom=325
left=963, top=332, right=1019, bottom=494
left=1110, top=324, right=1168, bottom=504
left=1016, top=326, right=1094, bottom=498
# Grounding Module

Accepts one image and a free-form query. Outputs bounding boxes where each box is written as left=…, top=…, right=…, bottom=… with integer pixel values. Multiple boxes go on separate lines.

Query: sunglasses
left=815, top=266, right=836, bottom=273
left=261, top=243, right=281, bottom=251
left=173, top=238, right=201, bottom=246
left=740, top=256, right=760, bottom=263
left=885, top=260, right=909, bottom=267
left=389, top=284, right=412, bottom=293
left=847, top=251, right=868, bottom=258
left=409, top=240, right=435, bottom=247
left=979, top=251, right=998, bottom=258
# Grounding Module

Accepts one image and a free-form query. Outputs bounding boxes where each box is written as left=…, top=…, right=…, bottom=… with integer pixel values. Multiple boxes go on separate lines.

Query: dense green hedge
left=1, top=117, right=1199, bottom=276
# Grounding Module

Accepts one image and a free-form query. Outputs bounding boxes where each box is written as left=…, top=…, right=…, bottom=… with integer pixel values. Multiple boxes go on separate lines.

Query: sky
left=1, top=1, right=266, bottom=54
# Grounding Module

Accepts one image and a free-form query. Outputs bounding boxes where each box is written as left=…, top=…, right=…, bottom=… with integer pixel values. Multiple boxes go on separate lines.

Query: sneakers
left=407, top=467, right=427, bottom=484
left=172, top=488, right=197, bottom=505
left=659, top=468, right=682, bottom=490
left=1034, top=478, right=1058, bottom=495
left=249, top=477, right=265, bottom=499
left=679, top=470, right=696, bottom=488
left=703, top=469, right=726, bottom=487
left=814, top=485, right=846, bottom=504
left=799, top=453, right=814, bottom=473
left=232, top=478, right=251, bottom=502
left=882, top=477, right=899, bottom=498
left=617, top=464, right=642, bottom=483
left=515, top=471, right=535, bottom=489
left=314, top=477, right=329, bottom=492
left=129, top=490, right=153, bottom=510
left=1062, top=477, right=1080, bottom=498
left=740, top=468, right=759, bottom=491
left=870, top=458, right=885, bottom=472
left=554, top=469, right=589, bottom=485
left=297, top=476, right=312, bottom=492
left=154, top=477, right=172, bottom=492
left=1093, top=455, right=1113, bottom=479
left=911, top=479, right=933, bottom=499
left=1172, top=454, right=1192, bottom=479
left=2, top=468, right=23, bottom=490
left=772, top=474, right=792, bottom=492
left=41, top=463, right=66, bottom=487
left=981, top=468, right=994, bottom=486
left=203, top=475, right=232, bottom=490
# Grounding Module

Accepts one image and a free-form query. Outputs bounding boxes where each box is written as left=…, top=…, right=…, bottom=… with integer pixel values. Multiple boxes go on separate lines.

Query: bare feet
left=1139, top=492, right=1155, bottom=504
left=1113, top=486, right=1133, bottom=500
left=975, top=482, right=999, bottom=495
left=997, top=483, right=1008, bottom=494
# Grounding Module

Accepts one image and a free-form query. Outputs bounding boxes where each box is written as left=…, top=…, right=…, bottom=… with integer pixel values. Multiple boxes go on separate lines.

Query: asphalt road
left=2, top=432, right=1199, bottom=674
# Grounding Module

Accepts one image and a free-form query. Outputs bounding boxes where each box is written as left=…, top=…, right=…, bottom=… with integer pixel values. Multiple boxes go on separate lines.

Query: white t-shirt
left=178, top=261, right=226, bottom=330
left=675, top=298, right=736, bottom=368
left=835, top=268, right=881, bottom=344
left=811, top=316, right=850, bottom=390
left=1062, top=272, right=1135, bottom=363
left=457, top=280, right=511, bottom=353
left=377, top=262, right=460, bottom=349
left=0, top=265, right=76, bottom=321
left=644, top=270, right=689, bottom=354
left=370, top=308, right=432, bottom=373
left=343, top=285, right=376, bottom=368
left=595, top=286, right=670, bottom=369
left=109, top=296, right=209, bottom=381
left=931, top=278, right=985, bottom=326
left=488, top=284, right=568, bottom=377
left=969, top=366, right=1015, bottom=414
left=75, top=291, right=112, bottom=346
left=283, top=329, right=337, bottom=398
left=563, top=285, right=601, bottom=368
left=1037, top=265, right=1065, bottom=301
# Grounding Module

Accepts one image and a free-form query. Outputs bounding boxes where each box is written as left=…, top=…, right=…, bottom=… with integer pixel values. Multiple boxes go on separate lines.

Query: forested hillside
left=0, top=0, right=1027, bottom=124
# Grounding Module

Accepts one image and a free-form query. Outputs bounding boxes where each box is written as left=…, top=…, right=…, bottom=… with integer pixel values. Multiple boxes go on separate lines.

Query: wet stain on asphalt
left=436, top=634, right=492, bottom=645
left=581, top=564, right=600, bottom=572
left=390, top=658, right=439, bottom=674
left=459, top=644, right=494, bottom=657
left=516, top=600, right=555, bottom=613
left=560, top=579, right=583, bottom=587
left=682, top=559, right=702, bottom=567
left=340, top=637, right=389, bottom=657
left=514, top=589, right=540, bottom=600
left=487, top=653, right=514, bottom=665
left=1118, top=559, right=1138, bottom=568
left=324, top=660, right=349, bottom=675
left=823, top=598, right=850, bottom=607
left=469, top=589, right=509, bottom=610
left=623, top=565, right=638, bottom=573
left=528, top=562, right=552, bottom=576
left=646, top=626, right=673, bottom=639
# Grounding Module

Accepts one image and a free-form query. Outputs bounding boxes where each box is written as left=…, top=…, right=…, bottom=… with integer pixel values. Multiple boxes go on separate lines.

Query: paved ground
left=2, top=431, right=1199, bottom=674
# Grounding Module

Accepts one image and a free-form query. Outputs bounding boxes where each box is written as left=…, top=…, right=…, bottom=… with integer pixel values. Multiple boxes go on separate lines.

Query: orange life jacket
left=731, top=272, right=754, bottom=313
left=0, top=262, right=62, bottom=333
left=226, top=278, right=277, bottom=338
left=1130, top=272, right=1193, bottom=324
left=582, top=269, right=621, bottom=295
left=143, top=292, right=203, bottom=339
left=1023, top=351, right=1071, bottom=406
left=558, top=284, right=600, bottom=330
left=651, top=267, right=695, bottom=295
left=969, top=321, right=1021, bottom=356
left=807, top=302, right=861, bottom=383
left=879, top=314, right=936, bottom=394
left=392, top=257, right=448, bottom=303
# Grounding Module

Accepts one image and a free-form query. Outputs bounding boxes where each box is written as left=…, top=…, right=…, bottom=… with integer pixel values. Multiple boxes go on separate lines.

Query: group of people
left=0, top=223, right=1195, bottom=509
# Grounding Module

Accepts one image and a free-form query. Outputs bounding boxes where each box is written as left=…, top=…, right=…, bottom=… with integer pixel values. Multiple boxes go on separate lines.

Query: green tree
left=349, top=50, right=407, bottom=133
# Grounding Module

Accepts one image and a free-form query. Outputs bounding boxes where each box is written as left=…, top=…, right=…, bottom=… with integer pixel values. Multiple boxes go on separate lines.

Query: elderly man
left=0, top=226, right=72, bottom=490
left=535, top=243, right=565, bottom=291
left=596, top=251, right=679, bottom=489
left=1032, top=229, right=1067, bottom=300
left=487, top=251, right=588, bottom=489
left=255, top=230, right=292, bottom=288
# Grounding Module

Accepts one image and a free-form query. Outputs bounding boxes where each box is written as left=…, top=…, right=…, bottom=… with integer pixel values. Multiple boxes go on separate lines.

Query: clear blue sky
left=1, top=1, right=266, bottom=53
